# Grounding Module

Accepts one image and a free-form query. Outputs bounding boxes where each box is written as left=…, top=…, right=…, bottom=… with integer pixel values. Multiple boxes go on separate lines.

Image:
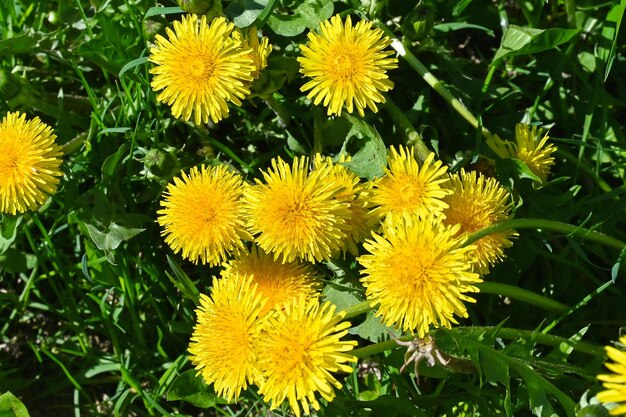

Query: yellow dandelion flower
left=298, top=14, right=398, bottom=116
left=189, top=273, right=265, bottom=401
left=370, top=146, right=451, bottom=224
left=256, top=298, right=357, bottom=417
left=157, top=164, right=248, bottom=265
left=442, top=169, right=517, bottom=274
left=149, top=15, right=255, bottom=124
left=313, top=154, right=374, bottom=255
left=359, top=217, right=482, bottom=337
left=486, top=124, right=557, bottom=183
left=242, top=156, right=351, bottom=263
left=222, top=246, right=320, bottom=316
left=233, top=26, right=272, bottom=80
left=0, top=112, right=63, bottom=215
left=598, top=335, right=626, bottom=415
left=514, top=123, right=556, bottom=182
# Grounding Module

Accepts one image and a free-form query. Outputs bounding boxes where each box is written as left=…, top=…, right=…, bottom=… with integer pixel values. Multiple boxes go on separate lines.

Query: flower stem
left=377, top=22, right=492, bottom=140
left=382, top=95, right=430, bottom=161
left=342, top=301, right=373, bottom=319
left=477, top=281, right=569, bottom=313
left=464, top=218, right=626, bottom=252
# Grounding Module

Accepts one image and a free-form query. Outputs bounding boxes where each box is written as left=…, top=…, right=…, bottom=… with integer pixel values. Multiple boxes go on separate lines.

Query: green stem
left=342, top=301, right=372, bottom=319
left=263, top=94, right=291, bottom=127
left=464, top=218, right=626, bottom=252
left=377, top=23, right=492, bottom=140
left=352, top=326, right=603, bottom=358
left=478, top=281, right=569, bottom=313
left=383, top=95, right=430, bottom=161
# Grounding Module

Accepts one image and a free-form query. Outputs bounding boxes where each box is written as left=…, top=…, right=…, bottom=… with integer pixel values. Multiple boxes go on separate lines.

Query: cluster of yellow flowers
left=149, top=13, right=398, bottom=123
left=158, top=144, right=521, bottom=414
left=5, top=9, right=625, bottom=417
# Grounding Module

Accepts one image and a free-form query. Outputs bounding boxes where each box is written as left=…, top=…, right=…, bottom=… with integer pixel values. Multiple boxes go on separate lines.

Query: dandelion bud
left=402, top=5, right=434, bottom=42
left=177, top=0, right=222, bottom=17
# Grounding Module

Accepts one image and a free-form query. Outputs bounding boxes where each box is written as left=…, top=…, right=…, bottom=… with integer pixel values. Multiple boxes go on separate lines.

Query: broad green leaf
left=224, top=0, right=268, bottom=27
left=267, top=0, right=333, bottom=36
left=576, top=405, right=610, bottom=417
left=492, top=25, right=579, bottom=63
left=497, top=158, right=542, bottom=182
left=322, top=285, right=361, bottom=312
left=0, top=392, right=30, bottom=417
left=348, top=311, right=392, bottom=342
left=0, top=32, right=51, bottom=57
left=167, top=369, right=222, bottom=408
left=340, top=114, right=387, bottom=180
left=86, top=222, right=145, bottom=252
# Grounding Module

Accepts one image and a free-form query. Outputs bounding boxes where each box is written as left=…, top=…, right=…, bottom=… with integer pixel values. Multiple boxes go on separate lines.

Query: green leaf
left=597, top=0, right=626, bottom=81
left=0, top=216, right=21, bottom=256
left=340, top=115, right=387, bottom=180
left=167, top=369, right=221, bottom=408
left=224, top=0, right=268, bottom=27
left=86, top=223, right=145, bottom=252
left=144, top=6, right=184, bottom=19
left=434, top=22, right=495, bottom=37
left=166, top=255, right=200, bottom=304
left=0, top=32, right=51, bottom=57
left=119, top=56, right=148, bottom=79
left=492, top=25, right=579, bottom=63
left=452, top=0, right=473, bottom=16
left=0, top=392, right=30, bottom=417
left=267, top=0, right=333, bottom=36
left=101, top=144, right=129, bottom=179
left=348, top=311, right=392, bottom=342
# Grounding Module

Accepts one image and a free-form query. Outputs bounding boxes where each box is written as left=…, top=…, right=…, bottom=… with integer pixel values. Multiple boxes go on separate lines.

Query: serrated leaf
left=323, top=285, right=361, bottom=312
left=340, top=115, right=387, bottom=180
left=166, top=369, right=220, bottom=408
left=86, top=223, right=145, bottom=252
left=492, top=25, right=579, bottom=63
left=348, top=311, right=392, bottom=342
left=0, top=392, right=30, bottom=417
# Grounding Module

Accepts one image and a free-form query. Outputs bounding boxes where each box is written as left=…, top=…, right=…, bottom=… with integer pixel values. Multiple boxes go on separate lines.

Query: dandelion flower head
left=233, top=26, right=272, bottom=80
left=298, top=14, right=398, bottom=116
left=442, top=169, right=517, bottom=274
left=597, top=335, right=626, bottom=415
left=313, top=154, right=374, bottom=255
left=222, top=246, right=320, bottom=316
left=486, top=124, right=557, bottom=183
left=359, top=217, right=482, bottom=337
left=157, top=164, right=248, bottom=266
left=370, top=146, right=451, bottom=225
left=0, top=112, right=63, bottom=215
left=149, top=15, right=255, bottom=124
left=189, top=273, right=265, bottom=401
left=242, top=155, right=351, bottom=263
left=256, top=298, right=357, bottom=417
left=514, top=123, right=557, bottom=182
